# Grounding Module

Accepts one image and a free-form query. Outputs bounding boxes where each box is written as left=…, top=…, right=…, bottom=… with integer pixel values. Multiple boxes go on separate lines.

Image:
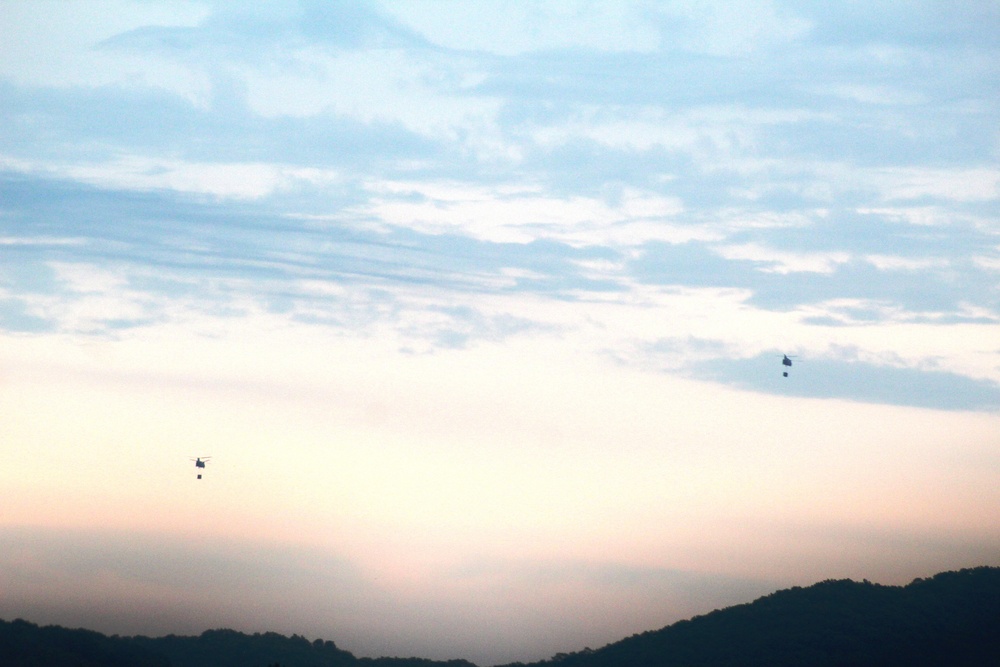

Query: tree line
left=2, top=566, right=998, bottom=667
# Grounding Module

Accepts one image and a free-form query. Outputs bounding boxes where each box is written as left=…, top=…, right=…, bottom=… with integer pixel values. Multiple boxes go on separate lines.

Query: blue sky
left=1, top=2, right=999, bottom=665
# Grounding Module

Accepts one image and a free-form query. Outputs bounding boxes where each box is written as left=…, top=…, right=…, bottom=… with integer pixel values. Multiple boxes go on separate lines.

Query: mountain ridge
left=2, top=566, right=998, bottom=667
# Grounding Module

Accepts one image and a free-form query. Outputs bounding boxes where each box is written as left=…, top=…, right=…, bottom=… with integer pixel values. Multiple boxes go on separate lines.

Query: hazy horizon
left=1, top=2, right=998, bottom=665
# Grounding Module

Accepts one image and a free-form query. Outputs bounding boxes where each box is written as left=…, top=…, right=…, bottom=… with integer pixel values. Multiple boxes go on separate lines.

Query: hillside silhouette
left=499, top=566, right=1000, bottom=667
left=2, top=567, right=998, bottom=667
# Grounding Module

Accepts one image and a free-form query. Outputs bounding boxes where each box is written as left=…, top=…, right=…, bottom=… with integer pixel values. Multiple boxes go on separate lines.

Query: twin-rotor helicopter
left=190, top=456, right=211, bottom=479
left=781, top=354, right=796, bottom=377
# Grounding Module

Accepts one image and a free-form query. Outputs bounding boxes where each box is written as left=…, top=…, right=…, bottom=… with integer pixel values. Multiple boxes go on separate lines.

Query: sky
left=1, top=1, right=999, bottom=664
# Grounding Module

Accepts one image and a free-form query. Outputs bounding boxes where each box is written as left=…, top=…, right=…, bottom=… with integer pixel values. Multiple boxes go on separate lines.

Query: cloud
left=786, top=1, right=1000, bottom=48
left=0, top=0, right=210, bottom=91
left=360, top=180, right=687, bottom=245
left=4, top=167, right=998, bottom=411
left=101, top=0, right=431, bottom=58
left=0, top=80, right=441, bottom=170
left=88, top=2, right=506, bottom=148
left=0, top=298, right=53, bottom=333
left=378, top=0, right=663, bottom=56
left=0, top=172, right=621, bottom=342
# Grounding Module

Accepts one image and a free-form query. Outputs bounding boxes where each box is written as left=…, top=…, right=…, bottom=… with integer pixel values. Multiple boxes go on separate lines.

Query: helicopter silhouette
left=781, top=354, right=797, bottom=377
left=190, top=456, right=211, bottom=479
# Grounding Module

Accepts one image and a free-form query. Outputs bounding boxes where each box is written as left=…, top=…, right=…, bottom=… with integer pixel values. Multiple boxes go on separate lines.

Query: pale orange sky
left=2, top=318, right=998, bottom=663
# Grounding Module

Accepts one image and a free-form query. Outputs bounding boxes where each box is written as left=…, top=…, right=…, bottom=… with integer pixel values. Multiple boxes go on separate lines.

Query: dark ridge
left=2, top=566, right=997, bottom=667
left=497, top=566, right=1000, bottom=667
left=0, top=618, right=168, bottom=667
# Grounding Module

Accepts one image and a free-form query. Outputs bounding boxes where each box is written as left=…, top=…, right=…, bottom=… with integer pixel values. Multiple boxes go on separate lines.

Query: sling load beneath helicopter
left=190, top=456, right=211, bottom=479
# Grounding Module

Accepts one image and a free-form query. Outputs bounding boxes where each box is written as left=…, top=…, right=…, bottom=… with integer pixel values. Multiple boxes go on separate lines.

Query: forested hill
left=2, top=567, right=998, bottom=667
left=0, top=620, right=475, bottom=667
left=498, top=566, right=1000, bottom=667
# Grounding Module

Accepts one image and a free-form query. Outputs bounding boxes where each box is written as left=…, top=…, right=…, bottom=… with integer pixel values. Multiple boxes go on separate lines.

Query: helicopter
left=781, top=354, right=797, bottom=377
left=190, top=456, right=211, bottom=479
